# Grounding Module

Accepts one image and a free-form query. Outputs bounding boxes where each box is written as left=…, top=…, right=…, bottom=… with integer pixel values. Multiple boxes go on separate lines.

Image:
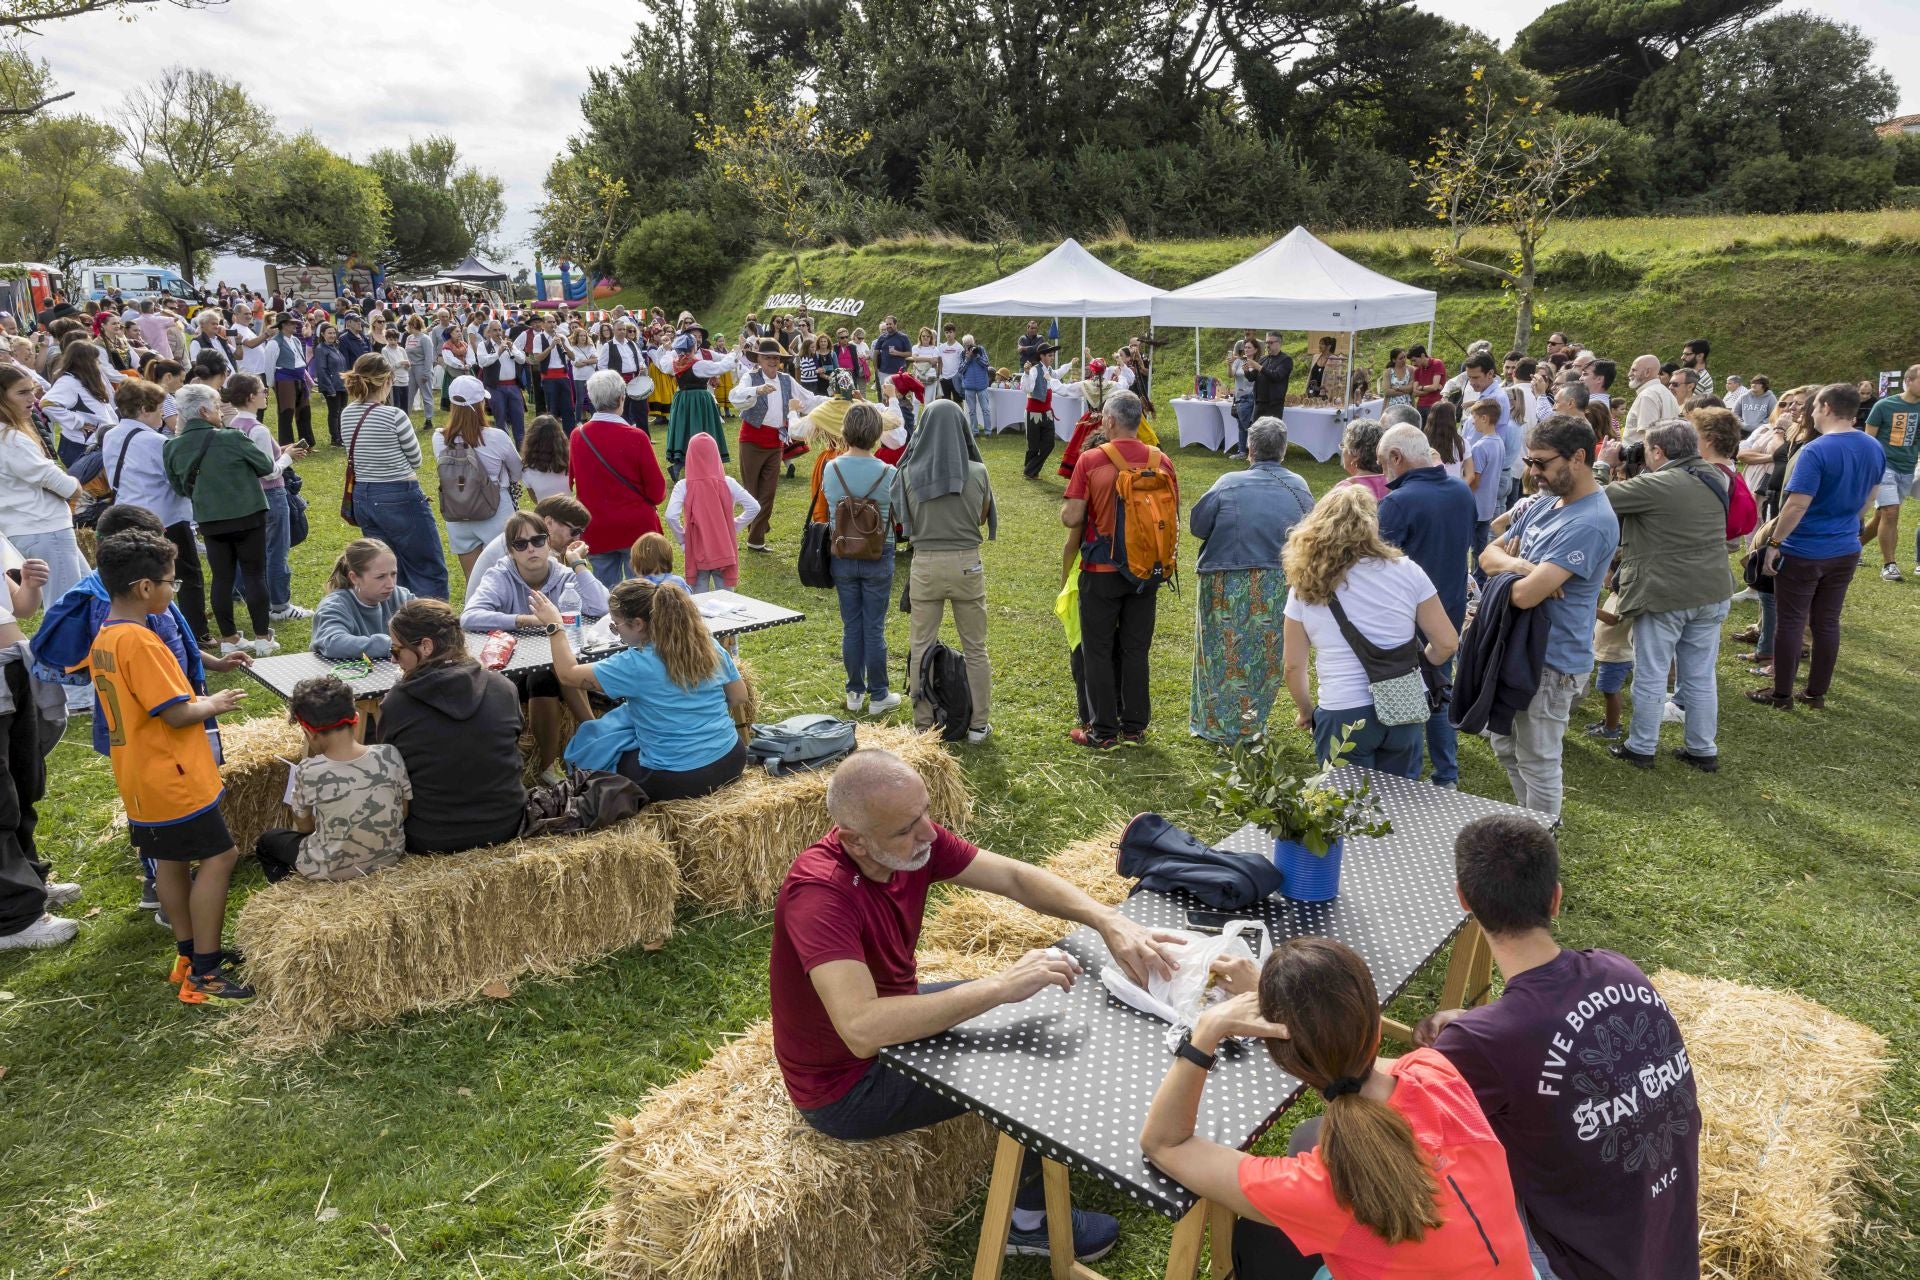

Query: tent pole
left=1080, top=313, right=1086, bottom=368
left=1344, top=330, right=1355, bottom=412
left=1427, top=317, right=1434, bottom=353
left=1146, top=323, right=1154, bottom=401
left=1194, top=328, right=1200, bottom=397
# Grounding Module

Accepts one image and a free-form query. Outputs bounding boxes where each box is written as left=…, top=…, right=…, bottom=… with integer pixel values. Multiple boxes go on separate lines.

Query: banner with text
left=763, top=292, right=866, bottom=317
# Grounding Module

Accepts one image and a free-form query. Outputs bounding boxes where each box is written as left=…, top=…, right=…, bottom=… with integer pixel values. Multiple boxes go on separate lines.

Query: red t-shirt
left=568, top=414, right=665, bottom=554
left=1064, top=438, right=1178, bottom=574
left=768, top=824, right=978, bottom=1110
left=1237, top=1048, right=1531, bottom=1280
left=1415, top=359, right=1448, bottom=408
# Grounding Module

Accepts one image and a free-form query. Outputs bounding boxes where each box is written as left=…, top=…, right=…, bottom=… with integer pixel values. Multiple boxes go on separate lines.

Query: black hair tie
left=1319, top=1074, right=1368, bottom=1102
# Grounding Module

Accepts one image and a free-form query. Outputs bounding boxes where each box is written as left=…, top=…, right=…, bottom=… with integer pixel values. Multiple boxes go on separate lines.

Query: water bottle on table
left=558, top=579, right=584, bottom=646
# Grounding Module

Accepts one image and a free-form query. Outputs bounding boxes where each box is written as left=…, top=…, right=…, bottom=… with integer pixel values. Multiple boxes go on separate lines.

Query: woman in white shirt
left=1280, top=485, right=1458, bottom=779
left=381, top=328, right=413, bottom=414
left=40, top=343, right=114, bottom=466
left=432, top=378, right=524, bottom=580
left=0, top=366, right=90, bottom=708
left=910, top=326, right=942, bottom=398
left=518, top=412, right=573, bottom=503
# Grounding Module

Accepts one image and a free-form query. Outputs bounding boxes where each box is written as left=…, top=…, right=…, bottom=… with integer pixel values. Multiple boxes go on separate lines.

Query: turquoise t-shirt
left=820, top=454, right=895, bottom=530
left=563, top=640, right=741, bottom=773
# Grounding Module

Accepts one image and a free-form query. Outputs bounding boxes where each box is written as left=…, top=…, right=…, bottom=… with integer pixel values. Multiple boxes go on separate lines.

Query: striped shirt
left=340, top=403, right=420, bottom=482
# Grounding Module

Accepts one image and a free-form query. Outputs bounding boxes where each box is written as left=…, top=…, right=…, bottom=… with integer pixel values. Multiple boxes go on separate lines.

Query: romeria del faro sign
left=763, top=292, right=865, bottom=316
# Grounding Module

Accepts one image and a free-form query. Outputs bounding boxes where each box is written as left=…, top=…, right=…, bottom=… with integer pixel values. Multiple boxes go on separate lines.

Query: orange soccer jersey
left=90, top=619, right=222, bottom=825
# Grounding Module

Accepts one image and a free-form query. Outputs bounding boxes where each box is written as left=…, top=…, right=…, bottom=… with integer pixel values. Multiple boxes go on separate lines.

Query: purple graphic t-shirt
left=1434, top=948, right=1700, bottom=1280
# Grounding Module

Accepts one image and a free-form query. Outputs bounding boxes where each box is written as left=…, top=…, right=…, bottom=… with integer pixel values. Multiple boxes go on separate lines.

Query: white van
left=83, top=265, right=201, bottom=314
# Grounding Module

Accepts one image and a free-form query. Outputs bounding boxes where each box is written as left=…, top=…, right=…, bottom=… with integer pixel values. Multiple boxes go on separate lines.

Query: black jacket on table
left=1448, top=572, right=1548, bottom=737
left=377, top=661, right=526, bottom=854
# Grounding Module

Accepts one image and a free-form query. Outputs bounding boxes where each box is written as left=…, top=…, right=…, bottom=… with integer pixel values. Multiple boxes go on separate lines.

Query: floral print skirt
left=1190, top=567, right=1288, bottom=743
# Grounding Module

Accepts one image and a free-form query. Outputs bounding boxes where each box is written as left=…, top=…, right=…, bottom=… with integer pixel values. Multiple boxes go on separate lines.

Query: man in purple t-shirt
left=1417, top=815, right=1700, bottom=1280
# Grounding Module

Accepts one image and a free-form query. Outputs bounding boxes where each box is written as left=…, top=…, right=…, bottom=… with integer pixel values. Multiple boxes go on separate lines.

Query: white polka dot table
left=880, top=768, right=1552, bottom=1280
left=241, top=592, right=803, bottom=700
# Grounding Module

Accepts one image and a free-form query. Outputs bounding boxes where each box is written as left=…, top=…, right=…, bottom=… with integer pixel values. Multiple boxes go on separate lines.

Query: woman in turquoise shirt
left=818, top=401, right=899, bottom=715
left=533, top=578, right=749, bottom=801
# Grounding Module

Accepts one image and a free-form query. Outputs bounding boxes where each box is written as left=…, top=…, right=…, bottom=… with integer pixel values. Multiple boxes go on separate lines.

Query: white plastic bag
left=1100, top=918, right=1268, bottom=1044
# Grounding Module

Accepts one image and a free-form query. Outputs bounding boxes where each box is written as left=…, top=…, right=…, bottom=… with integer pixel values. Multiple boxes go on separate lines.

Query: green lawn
left=0, top=409, right=1915, bottom=1279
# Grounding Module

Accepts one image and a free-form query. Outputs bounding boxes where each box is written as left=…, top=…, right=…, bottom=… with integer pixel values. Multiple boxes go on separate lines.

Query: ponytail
left=328, top=538, right=392, bottom=593
left=607, top=579, right=719, bottom=690
left=343, top=352, right=393, bottom=401
left=1258, top=939, right=1441, bottom=1244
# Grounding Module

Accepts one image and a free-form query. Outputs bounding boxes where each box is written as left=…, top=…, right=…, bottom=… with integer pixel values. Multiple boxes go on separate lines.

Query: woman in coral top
left=1141, top=938, right=1534, bottom=1280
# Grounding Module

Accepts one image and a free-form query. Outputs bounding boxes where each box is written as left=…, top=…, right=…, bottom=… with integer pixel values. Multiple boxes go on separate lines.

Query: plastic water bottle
left=558, top=579, right=583, bottom=646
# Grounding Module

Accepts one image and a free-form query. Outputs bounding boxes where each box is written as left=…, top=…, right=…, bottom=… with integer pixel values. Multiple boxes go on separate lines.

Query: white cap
left=447, top=375, right=488, bottom=407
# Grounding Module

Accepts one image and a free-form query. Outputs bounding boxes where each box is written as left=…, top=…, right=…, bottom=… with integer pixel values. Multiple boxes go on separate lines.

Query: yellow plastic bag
left=1053, top=576, right=1081, bottom=651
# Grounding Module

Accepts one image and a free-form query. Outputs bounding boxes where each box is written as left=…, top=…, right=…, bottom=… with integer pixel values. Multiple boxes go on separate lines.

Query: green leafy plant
left=1194, top=726, right=1392, bottom=856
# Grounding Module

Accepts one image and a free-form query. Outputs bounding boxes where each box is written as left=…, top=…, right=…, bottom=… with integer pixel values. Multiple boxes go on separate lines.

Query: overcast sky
left=32, top=0, right=1917, bottom=289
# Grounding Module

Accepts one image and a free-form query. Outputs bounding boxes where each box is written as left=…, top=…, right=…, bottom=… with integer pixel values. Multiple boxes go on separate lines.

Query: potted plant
left=1194, top=726, right=1392, bottom=902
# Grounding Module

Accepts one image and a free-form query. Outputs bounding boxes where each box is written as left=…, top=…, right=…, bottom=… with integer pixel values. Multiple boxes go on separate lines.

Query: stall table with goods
left=242, top=590, right=803, bottom=701
left=881, top=769, right=1543, bottom=1280
left=982, top=385, right=1086, bottom=436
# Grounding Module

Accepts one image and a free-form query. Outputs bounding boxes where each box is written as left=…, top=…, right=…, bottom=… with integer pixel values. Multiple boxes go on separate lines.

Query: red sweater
left=568, top=413, right=665, bottom=553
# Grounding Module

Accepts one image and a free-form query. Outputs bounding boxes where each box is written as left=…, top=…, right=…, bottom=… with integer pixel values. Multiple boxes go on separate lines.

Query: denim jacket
left=1190, top=462, right=1315, bottom=572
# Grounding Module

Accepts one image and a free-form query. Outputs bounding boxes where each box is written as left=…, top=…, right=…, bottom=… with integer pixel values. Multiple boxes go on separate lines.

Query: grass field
left=0, top=404, right=1914, bottom=1279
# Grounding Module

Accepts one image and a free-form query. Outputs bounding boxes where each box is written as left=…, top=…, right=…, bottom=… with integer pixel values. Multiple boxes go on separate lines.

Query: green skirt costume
left=665, top=386, right=728, bottom=468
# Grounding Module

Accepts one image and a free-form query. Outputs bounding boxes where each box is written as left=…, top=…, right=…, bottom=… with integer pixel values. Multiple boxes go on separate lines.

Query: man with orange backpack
left=1060, top=390, right=1179, bottom=749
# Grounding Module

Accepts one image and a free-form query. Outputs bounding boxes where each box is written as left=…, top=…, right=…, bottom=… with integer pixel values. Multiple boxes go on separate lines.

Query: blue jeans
left=490, top=384, right=526, bottom=444
left=1627, top=600, right=1730, bottom=757
left=832, top=548, right=895, bottom=696
left=240, top=485, right=293, bottom=610
left=963, top=386, right=991, bottom=434
left=1312, top=705, right=1422, bottom=778
left=1757, top=589, right=1777, bottom=659
left=1418, top=656, right=1458, bottom=785
left=353, top=479, right=450, bottom=601
left=590, top=550, right=630, bottom=587
left=1471, top=520, right=1493, bottom=584
left=1232, top=395, right=1256, bottom=452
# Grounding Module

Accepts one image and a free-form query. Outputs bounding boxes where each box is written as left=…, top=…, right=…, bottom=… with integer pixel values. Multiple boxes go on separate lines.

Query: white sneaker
left=219, top=641, right=247, bottom=657
left=251, top=637, right=280, bottom=658
left=966, top=725, right=992, bottom=744
left=1881, top=563, right=1903, bottom=583
left=0, top=913, right=79, bottom=949
left=866, top=692, right=903, bottom=715
left=43, top=881, right=81, bottom=908
left=1662, top=701, right=1685, bottom=724
left=1730, top=587, right=1759, bottom=602
left=845, top=692, right=866, bottom=712
left=269, top=603, right=314, bottom=621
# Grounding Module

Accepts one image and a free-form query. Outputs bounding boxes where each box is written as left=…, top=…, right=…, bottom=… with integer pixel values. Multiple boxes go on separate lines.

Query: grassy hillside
left=678, top=210, right=1920, bottom=398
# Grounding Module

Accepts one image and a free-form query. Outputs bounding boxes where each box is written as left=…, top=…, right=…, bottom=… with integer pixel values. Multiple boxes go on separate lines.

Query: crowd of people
left=0, top=278, right=1907, bottom=1270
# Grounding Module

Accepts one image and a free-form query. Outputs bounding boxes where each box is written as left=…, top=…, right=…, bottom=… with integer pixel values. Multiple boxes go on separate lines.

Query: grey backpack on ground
left=437, top=438, right=501, bottom=522
left=746, top=714, right=859, bottom=775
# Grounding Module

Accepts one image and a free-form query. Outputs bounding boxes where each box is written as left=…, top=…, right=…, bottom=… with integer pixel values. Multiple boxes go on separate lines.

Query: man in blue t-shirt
left=870, top=315, right=912, bottom=379
left=1464, top=352, right=1520, bottom=504
left=1478, top=413, right=1620, bottom=818
left=1419, top=815, right=1701, bottom=1280
left=1750, top=382, right=1884, bottom=711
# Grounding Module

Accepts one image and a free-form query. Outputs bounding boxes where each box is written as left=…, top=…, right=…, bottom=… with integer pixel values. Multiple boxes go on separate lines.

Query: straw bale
left=647, top=724, right=970, bottom=912
left=916, top=822, right=1133, bottom=980
left=584, top=1022, right=993, bottom=1280
left=216, top=716, right=306, bottom=858
left=233, top=818, right=678, bottom=1053
left=1653, top=969, right=1892, bottom=1280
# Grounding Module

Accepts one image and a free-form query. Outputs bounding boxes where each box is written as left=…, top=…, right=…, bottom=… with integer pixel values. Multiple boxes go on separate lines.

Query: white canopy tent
left=1150, top=226, right=1437, bottom=410
left=938, top=238, right=1165, bottom=388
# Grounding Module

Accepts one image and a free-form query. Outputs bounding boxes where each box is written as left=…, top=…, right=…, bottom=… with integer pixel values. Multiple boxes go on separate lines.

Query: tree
left=533, top=152, right=629, bottom=275
left=224, top=133, right=388, bottom=265
left=122, top=66, right=272, bottom=282
left=697, top=96, right=868, bottom=291
left=0, top=1, right=223, bottom=119
left=614, top=209, right=730, bottom=310
left=0, top=112, right=134, bottom=269
left=1512, top=0, right=1776, bottom=118
left=365, top=145, right=470, bottom=271
left=450, top=168, right=505, bottom=257
left=1415, top=72, right=1608, bottom=351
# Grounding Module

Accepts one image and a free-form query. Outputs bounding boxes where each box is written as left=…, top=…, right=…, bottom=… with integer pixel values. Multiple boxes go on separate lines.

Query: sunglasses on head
left=509, top=533, right=549, bottom=551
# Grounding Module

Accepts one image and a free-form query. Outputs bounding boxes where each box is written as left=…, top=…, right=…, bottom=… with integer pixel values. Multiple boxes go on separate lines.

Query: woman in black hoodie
left=377, top=599, right=525, bottom=853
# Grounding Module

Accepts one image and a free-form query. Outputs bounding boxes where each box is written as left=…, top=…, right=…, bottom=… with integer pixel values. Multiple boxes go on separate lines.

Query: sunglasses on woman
left=509, top=533, right=549, bottom=551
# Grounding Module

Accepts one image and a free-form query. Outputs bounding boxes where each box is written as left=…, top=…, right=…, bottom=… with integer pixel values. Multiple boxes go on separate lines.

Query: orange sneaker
left=178, top=967, right=254, bottom=1005
left=168, top=954, right=190, bottom=984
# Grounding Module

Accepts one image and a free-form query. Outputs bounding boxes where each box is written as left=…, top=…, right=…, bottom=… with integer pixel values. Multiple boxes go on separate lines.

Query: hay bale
left=584, top=825, right=1135, bottom=1280
left=234, top=818, right=678, bottom=1053
left=648, top=725, right=970, bottom=913
left=1654, top=970, right=1892, bottom=1280
left=583, top=1022, right=994, bottom=1280
left=216, top=715, right=305, bottom=858
left=916, top=822, right=1133, bottom=980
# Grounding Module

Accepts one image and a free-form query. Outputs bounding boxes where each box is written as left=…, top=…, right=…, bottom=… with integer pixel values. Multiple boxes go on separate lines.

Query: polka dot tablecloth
left=880, top=768, right=1552, bottom=1219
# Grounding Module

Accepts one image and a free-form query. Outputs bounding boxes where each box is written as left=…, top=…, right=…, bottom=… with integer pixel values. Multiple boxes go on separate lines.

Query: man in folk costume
left=523, top=314, right=578, bottom=432
left=267, top=313, right=316, bottom=448
left=728, top=337, right=825, bottom=552
left=1021, top=343, right=1076, bottom=479
left=596, top=319, right=653, bottom=428
left=476, top=320, right=528, bottom=444
left=654, top=321, right=731, bottom=483
left=647, top=315, right=681, bottom=424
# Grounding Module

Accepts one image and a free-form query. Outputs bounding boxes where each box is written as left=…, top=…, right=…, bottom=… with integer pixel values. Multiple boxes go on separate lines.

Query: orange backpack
left=1096, top=441, right=1179, bottom=591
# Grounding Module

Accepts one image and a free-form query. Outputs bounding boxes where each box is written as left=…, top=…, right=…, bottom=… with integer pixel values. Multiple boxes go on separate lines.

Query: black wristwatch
left=1173, top=1030, right=1216, bottom=1072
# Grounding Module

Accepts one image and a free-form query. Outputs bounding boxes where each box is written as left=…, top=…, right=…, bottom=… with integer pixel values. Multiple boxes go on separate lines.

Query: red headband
left=295, top=712, right=359, bottom=734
